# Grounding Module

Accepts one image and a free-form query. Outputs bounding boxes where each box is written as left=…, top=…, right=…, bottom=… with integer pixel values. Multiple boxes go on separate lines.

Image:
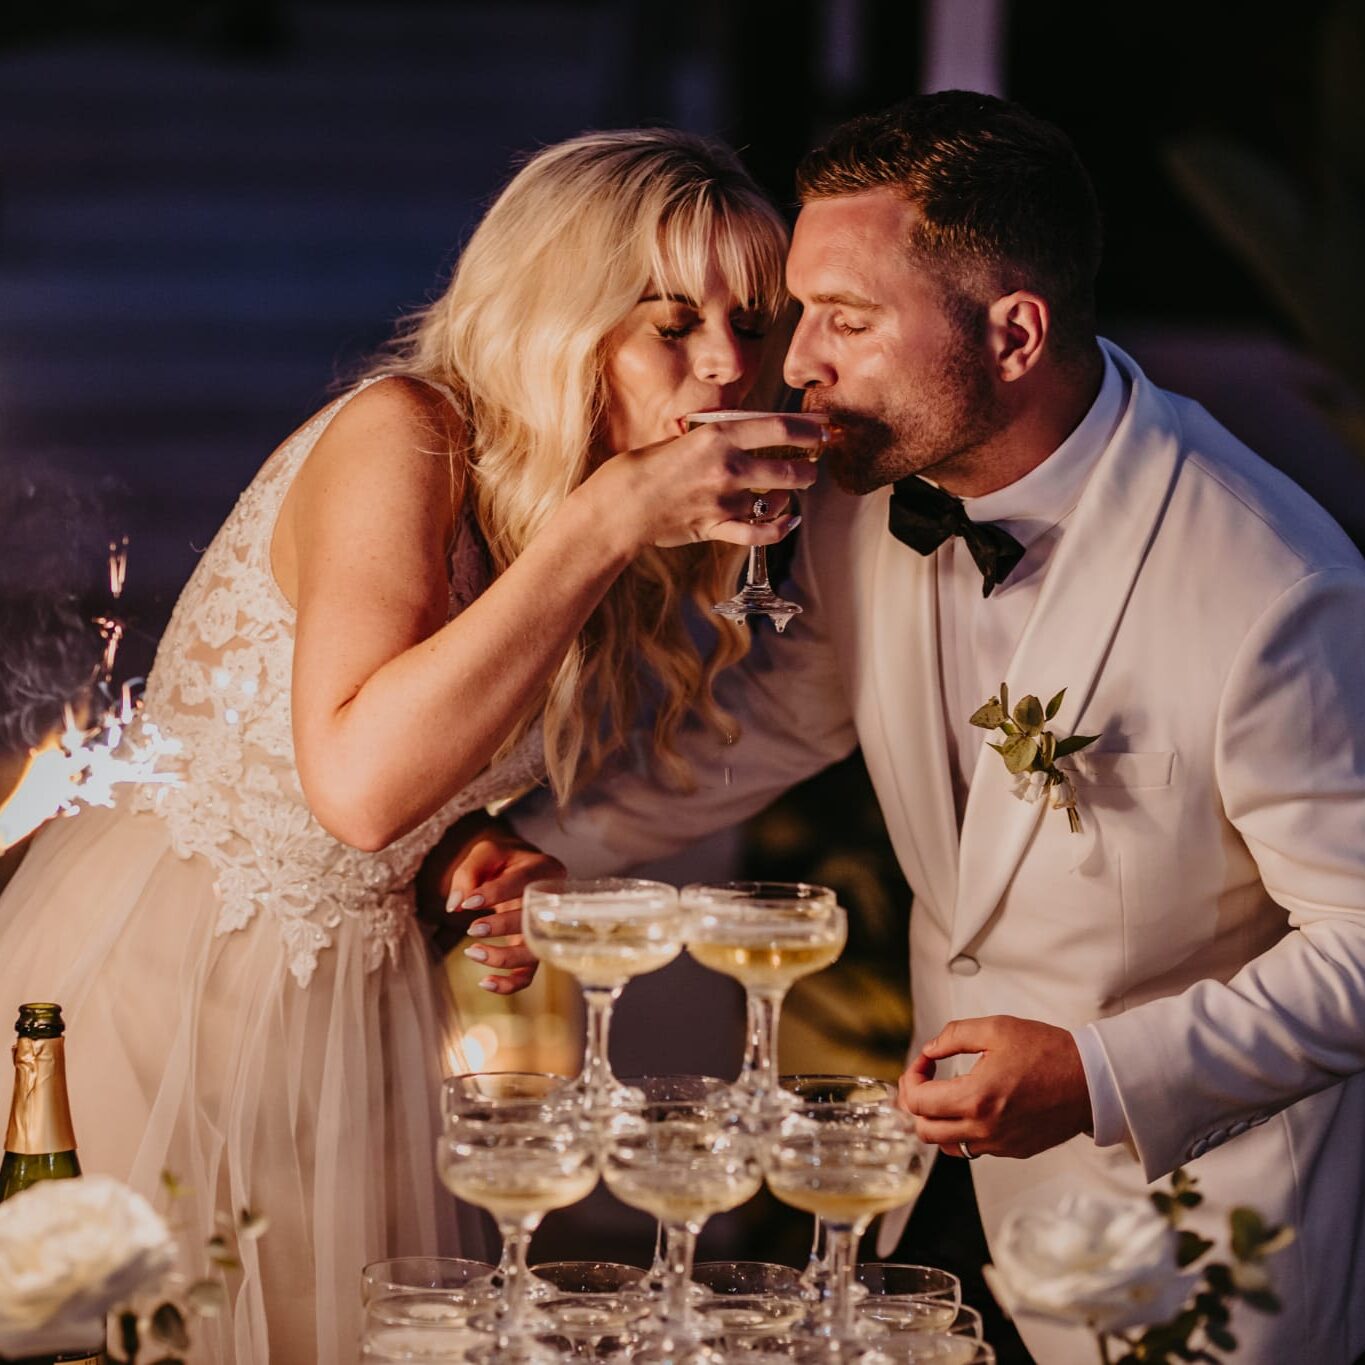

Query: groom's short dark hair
left=797, top=91, right=1102, bottom=363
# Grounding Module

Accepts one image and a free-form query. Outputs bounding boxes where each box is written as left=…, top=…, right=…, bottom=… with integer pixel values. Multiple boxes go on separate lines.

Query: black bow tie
left=888, top=476, right=1026, bottom=598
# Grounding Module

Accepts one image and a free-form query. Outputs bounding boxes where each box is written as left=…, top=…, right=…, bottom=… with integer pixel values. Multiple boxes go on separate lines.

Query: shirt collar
left=960, top=346, right=1127, bottom=548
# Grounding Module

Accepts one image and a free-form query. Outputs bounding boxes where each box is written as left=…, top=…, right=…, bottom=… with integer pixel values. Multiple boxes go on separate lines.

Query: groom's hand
left=897, top=1015, right=1093, bottom=1159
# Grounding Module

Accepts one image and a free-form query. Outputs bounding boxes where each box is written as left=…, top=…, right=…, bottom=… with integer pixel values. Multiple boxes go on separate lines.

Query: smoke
left=0, top=472, right=123, bottom=754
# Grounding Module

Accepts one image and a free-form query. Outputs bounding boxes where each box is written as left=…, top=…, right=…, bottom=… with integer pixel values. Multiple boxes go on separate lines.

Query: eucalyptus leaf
left=1045, top=687, right=1067, bottom=721
left=1013, top=694, right=1044, bottom=733
left=1054, top=732, right=1101, bottom=759
left=1000, top=733, right=1039, bottom=774
left=1207, top=1324, right=1237, bottom=1352
left=151, top=1303, right=191, bottom=1351
left=1241, top=1288, right=1282, bottom=1314
left=1039, top=731, right=1057, bottom=768
left=970, top=700, right=1007, bottom=729
left=119, top=1309, right=140, bottom=1358
left=1230, top=1207, right=1267, bottom=1262
left=987, top=741, right=1006, bottom=754
left=1177, top=1229, right=1215, bottom=1267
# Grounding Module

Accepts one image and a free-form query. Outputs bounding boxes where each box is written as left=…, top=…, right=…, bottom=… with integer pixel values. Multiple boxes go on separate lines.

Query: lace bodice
left=130, top=378, right=546, bottom=986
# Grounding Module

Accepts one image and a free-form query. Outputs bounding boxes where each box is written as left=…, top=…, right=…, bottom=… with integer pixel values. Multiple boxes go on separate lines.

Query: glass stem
left=801, top=1215, right=826, bottom=1287
left=495, top=1215, right=539, bottom=1338
left=744, top=986, right=787, bottom=1105
left=819, top=1220, right=861, bottom=1341
left=580, top=985, right=621, bottom=1103
left=648, top=1219, right=667, bottom=1285
left=745, top=543, right=772, bottom=592
left=662, top=1220, right=700, bottom=1335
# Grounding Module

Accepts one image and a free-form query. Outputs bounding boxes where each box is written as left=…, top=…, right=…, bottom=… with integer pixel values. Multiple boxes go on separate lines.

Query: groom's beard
left=808, top=331, right=1009, bottom=496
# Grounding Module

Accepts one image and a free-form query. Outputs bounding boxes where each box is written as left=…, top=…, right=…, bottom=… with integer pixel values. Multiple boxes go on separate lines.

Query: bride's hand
left=451, top=819, right=564, bottom=996
left=416, top=812, right=563, bottom=993
left=584, top=413, right=826, bottom=551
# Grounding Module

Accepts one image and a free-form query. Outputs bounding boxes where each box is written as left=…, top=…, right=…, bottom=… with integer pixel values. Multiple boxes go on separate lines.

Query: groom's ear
left=987, top=290, right=1049, bottom=384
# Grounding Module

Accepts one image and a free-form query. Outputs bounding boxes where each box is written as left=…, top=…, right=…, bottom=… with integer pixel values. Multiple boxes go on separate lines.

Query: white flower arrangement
left=0, top=1175, right=175, bottom=1357
left=986, top=1169, right=1294, bottom=1364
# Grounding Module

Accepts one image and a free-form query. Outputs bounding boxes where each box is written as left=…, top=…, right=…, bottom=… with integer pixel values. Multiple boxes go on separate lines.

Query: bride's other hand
left=415, top=811, right=562, bottom=992
left=583, top=412, right=825, bottom=551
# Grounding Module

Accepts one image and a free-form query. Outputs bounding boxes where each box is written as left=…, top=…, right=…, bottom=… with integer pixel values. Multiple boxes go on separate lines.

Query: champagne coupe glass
left=361, top=1255, right=495, bottom=1306
left=523, top=878, right=684, bottom=1116
left=360, top=1292, right=486, bottom=1361
left=691, top=1262, right=806, bottom=1352
left=763, top=1104, right=930, bottom=1345
left=853, top=1263, right=962, bottom=1334
left=684, top=409, right=828, bottom=633
left=683, top=882, right=846, bottom=1115
left=781, top=1075, right=898, bottom=1299
left=441, top=1073, right=572, bottom=1305
left=530, top=1262, right=651, bottom=1359
left=859, top=1334, right=996, bottom=1363
left=617, top=1075, right=732, bottom=1294
left=438, top=1075, right=599, bottom=1362
left=602, top=1094, right=763, bottom=1359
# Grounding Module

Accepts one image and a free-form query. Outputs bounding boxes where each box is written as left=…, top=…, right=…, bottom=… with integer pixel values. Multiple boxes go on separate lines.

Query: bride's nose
left=693, top=327, right=745, bottom=387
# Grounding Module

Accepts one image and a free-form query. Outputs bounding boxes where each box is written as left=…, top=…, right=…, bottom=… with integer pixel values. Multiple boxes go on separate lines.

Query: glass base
left=712, top=587, right=802, bottom=633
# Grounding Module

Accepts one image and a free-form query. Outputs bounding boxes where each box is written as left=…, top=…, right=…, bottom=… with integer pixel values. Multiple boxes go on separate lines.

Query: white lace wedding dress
left=0, top=377, right=545, bottom=1363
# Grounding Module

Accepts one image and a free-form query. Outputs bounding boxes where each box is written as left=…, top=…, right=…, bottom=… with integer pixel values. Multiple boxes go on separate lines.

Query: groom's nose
left=783, top=314, right=836, bottom=391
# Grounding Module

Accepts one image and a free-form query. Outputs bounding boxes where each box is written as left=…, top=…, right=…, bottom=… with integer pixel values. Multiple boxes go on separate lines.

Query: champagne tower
left=1, top=1003, right=105, bottom=1365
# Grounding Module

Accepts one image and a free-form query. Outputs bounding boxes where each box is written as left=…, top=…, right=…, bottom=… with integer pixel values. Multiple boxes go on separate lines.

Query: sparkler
left=0, top=537, right=181, bottom=855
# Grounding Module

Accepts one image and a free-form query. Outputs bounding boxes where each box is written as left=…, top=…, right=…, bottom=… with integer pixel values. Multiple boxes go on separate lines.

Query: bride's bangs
left=649, top=188, right=788, bottom=321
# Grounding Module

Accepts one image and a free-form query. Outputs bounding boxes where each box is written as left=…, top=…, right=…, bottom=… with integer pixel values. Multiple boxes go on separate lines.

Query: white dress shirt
left=929, top=350, right=1130, bottom=1144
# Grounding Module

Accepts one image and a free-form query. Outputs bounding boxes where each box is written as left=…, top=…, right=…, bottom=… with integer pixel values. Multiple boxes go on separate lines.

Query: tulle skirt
left=0, top=802, right=481, bottom=1364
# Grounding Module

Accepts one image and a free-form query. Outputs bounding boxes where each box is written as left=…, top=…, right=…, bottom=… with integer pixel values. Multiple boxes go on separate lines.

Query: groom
left=469, top=93, right=1365, bottom=1362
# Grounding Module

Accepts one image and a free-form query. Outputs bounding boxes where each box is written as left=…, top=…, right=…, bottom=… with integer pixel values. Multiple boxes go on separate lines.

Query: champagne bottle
left=1, top=1003, right=105, bottom=1365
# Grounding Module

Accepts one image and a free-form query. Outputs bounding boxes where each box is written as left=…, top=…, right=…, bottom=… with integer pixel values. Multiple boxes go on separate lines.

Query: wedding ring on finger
left=960, top=1140, right=979, bottom=1160
left=751, top=495, right=770, bottom=520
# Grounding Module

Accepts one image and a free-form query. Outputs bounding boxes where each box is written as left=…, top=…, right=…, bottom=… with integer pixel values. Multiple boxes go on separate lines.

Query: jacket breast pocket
left=1067, top=750, right=1175, bottom=791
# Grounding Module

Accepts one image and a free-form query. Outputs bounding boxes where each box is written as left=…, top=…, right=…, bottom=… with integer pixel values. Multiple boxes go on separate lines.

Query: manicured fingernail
left=445, top=890, right=465, bottom=915
left=478, top=977, right=500, bottom=993
left=462, top=894, right=486, bottom=910
left=464, top=947, right=488, bottom=963
left=468, top=921, right=491, bottom=937
left=788, top=516, right=802, bottom=529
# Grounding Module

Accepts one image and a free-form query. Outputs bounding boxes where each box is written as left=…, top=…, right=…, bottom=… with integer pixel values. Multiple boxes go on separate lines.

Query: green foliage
left=1108, top=1168, right=1294, bottom=1364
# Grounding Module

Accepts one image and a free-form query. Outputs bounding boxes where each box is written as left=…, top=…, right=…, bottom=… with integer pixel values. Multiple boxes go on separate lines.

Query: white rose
left=1011, top=770, right=1049, bottom=803
left=984, top=1191, right=1192, bottom=1335
left=0, top=1174, right=176, bottom=1356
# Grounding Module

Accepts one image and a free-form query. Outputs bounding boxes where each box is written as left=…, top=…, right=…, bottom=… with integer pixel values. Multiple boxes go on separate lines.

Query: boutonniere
left=971, top=683, right=1100, bottom=834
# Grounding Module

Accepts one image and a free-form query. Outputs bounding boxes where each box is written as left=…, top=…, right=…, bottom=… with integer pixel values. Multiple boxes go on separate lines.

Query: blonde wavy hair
left=366, top=129, right=791, bottom=801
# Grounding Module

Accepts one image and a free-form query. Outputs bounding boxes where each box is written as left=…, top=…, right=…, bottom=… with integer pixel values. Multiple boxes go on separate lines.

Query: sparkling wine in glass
left=523, top=879, right=684, bottom=1117
left=438, top=1074, right=598, bottom=1363
left=683, top=882, right=846, bottom=1115
left=618, top=1074, right=733, bottom=1295
left=683, top=409, right=828, bottom=633
left=603, top=1093, right=763, bottom=1360
left=763, top=1104, right=929, bottom=1344
left=780, top=1075, right=898, bottom=1299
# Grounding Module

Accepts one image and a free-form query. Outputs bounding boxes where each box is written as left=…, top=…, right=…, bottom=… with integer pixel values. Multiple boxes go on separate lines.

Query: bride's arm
left=287, top=378, right=816, bottom=850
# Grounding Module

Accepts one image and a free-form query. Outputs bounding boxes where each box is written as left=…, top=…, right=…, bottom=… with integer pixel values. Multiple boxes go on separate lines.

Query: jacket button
left=1189, top=1138, right=1208, bottom=1158
left=949, top=955, right=981, bottom=976
left=1227, top=1120, right=1249, bottom=1138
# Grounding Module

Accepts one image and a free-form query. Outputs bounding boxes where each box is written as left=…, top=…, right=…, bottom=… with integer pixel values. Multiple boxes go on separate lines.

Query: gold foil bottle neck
left=4, top=1035, right=77, bottom=1155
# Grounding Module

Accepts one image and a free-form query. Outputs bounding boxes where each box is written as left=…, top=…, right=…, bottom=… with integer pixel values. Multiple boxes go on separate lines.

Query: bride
left=0, top=129, right=821, bottom=1363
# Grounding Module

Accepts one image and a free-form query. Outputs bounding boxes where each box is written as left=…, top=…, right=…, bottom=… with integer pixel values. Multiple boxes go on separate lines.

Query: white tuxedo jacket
left=514, top=344, right=1365, bottom=1362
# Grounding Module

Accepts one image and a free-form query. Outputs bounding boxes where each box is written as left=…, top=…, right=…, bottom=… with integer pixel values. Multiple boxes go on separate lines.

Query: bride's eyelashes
left=653, top=310, right=768, bottom=342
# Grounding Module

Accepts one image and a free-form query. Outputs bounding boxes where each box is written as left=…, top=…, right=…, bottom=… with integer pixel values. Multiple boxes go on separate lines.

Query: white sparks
left=0, top=698, right=181, bottom=854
